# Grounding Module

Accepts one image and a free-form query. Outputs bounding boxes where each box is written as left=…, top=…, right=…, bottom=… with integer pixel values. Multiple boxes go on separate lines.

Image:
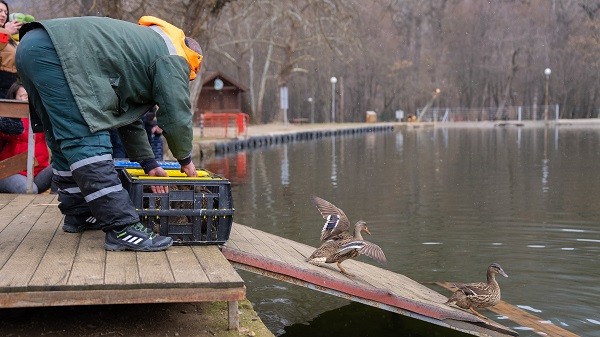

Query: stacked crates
left=117, top=163, right=234, bottom=245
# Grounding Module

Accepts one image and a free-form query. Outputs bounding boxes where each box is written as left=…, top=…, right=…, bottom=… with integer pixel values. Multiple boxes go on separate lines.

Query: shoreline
left=168, top=119, right=600, bottom=162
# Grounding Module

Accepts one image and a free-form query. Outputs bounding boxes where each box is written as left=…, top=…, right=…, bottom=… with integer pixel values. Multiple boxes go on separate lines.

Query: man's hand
left=148, top=166, right=169, bottom=193
left=180, top=162, right=197, bottom=177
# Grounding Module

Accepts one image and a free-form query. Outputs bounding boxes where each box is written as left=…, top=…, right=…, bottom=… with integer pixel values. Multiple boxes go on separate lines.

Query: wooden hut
left=195, top=71, right=248, bottom=126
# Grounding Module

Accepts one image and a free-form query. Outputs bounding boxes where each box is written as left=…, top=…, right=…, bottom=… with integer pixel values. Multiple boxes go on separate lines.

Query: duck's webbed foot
left=337, top=262, right=354, bottom=276
left=469, top=307, right=487, bottom=319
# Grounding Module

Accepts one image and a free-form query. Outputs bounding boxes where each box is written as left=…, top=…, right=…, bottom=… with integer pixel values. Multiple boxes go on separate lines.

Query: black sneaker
left=104, top=223, right=173, bottom=252
left=62, top=214, right=104, bottom=233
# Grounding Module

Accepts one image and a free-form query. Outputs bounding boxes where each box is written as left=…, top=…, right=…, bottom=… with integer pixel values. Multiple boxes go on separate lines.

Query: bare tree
left=209, top=0, right=359, bottom=123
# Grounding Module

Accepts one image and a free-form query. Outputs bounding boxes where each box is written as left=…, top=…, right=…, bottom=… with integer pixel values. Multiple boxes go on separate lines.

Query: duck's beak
left=364, top=227, right=371, bottom=235
left=499, top=269, right=508, bottom=278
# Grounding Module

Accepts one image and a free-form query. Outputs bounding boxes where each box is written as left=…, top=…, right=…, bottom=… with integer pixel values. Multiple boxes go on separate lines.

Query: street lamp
left=308, top=97, right=315, bottom=123
left=330, top=77, right=337, bottom=123
left=544, top=68, right=551, bottom=122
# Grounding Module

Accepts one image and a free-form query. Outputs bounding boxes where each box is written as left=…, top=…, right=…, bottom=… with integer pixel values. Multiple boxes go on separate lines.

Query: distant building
left=195, top=71, right=248, bottom=126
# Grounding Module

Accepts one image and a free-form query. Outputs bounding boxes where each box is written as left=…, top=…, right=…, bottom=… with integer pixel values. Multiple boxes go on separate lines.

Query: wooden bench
left=291, top=118, right=309, bottom=124
left=0, top=99, right=34, bottom=191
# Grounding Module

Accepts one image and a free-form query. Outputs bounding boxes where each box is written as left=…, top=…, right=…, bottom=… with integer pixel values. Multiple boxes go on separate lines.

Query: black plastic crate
left=119, top=168, right=234, bottom=245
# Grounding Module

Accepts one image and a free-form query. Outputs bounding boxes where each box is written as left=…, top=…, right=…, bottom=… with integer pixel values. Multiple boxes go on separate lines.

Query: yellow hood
left=138, top=16, right=203, bottom=80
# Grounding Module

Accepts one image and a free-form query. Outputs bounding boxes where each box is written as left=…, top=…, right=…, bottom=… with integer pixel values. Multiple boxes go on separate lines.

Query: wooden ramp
left=223, top=223, right=565, bottom=337
left=0, top=193, right=245, bottom=330
left=436, top=282, right=579, bottom=337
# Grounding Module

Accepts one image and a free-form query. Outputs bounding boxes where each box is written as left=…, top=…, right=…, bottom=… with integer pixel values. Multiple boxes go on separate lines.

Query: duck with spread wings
left=306, top=196, right=387, bottom=275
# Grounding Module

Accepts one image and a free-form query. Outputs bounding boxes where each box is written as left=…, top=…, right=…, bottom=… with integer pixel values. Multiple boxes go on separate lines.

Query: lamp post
left=330, top=77, right=337, bottom=123
left=544, top=68, right=551, bottom=122
left=308, top=97, right=315, bottom=123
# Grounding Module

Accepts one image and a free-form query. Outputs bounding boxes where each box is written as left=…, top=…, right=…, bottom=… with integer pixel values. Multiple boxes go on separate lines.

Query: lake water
left=203, top=125, right=600, bottom=337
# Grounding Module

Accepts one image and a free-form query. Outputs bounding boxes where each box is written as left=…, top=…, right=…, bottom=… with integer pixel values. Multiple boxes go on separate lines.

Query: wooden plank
left=0, top=195, right=56, bottom=290
left=0, top=152, right=27, bottom=180
left=0, top=195, right=45, bottom=279
left=136, top=251, right=175, bottom=285
left=0, top=287, right=246, bottom=308
left=226, top=223, right=262, bottom=256
left=0, top=193, right=18, bottom=209
left=436, top=282, right=579, bottom=337
left=29, top=218, right=80, bottom=288
left=67, top=230, right=106, bottom=287
left=0, top=194, right=32, bottom=232
left=239, top=224, right=361, bottom=281
left=104, top=250, right=140, bottom=285
left=234, top=224, right=448, bottom=303
left=241, top=224, right=345, bottom=280
left=223, top=223, right=523, bottom=337
left=232, top=224, right=291, bottom=262
left=191, top=246, right=244, bottom=286
left=0, top=99, right=29, bottom=118
left=166, top=246, right=210, bottom=284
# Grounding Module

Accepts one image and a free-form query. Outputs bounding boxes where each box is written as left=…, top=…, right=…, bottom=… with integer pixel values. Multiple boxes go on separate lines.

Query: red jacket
left=0, top=118, right=50, bottom=176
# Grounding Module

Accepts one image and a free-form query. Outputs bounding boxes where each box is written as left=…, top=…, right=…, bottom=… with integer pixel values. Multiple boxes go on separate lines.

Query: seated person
left=0, top=82, right=52, bottom=193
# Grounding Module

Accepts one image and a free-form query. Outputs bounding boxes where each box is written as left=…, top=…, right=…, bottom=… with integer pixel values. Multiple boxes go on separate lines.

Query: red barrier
left=200, top=112, right=249, bottom=138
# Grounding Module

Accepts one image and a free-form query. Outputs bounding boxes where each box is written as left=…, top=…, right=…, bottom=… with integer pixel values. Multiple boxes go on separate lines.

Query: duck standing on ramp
left=445, top=263, right=508, bottom=319
left=306, top=196, right=387, bottom=276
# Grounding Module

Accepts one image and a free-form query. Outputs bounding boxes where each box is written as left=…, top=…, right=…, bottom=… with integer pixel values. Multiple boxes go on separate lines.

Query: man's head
left=184, top=36, right=203, bottom=81
left=185, top=37, right=202, bottom=56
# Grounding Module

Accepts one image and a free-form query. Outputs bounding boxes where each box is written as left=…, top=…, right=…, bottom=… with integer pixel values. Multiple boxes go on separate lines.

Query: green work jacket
left=24, top=17, right=193, bottom=161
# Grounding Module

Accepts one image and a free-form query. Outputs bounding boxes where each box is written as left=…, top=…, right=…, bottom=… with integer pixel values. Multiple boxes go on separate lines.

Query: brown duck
left=306, top=220, right=387, bottom=275
left=310, top=195, right=355, bottom=242
left=445, top=263, right=508, bottom=318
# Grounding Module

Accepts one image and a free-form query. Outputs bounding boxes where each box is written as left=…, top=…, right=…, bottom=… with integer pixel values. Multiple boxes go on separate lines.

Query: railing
left=415, top=105, right=561, bottom=122
left=0, top=99, right=34, bottom=193
left=200, top=111, right=249, bottom=139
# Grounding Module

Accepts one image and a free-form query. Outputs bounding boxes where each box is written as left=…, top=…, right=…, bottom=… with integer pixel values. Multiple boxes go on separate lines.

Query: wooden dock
left=0, top=193, right=245, bottom=330
left=0, top=193, right=580, bottom=336
left=223, top=223, right=578, bottom=337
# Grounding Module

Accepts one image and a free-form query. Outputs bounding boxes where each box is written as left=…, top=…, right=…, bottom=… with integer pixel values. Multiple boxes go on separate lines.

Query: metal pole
left=26, top=122, right=34, bottom=193
left=339, top=77, right=344, bottom=123
left=544, top=76, right=549, bottom=121
left=544, top=68, right=551, bottom=122
left=330, top=77, right=337, bottom=123
left=331, top=82, right=336, bottom=123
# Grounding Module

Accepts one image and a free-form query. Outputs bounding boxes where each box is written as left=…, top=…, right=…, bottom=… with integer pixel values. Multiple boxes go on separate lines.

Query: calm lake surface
left=203, top=125, right=600, bottom=337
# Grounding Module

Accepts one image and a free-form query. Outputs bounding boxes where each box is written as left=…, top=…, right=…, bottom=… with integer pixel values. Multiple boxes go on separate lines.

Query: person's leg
left=17, top=28, right=91, bottom=228
left=16, top=28, right=172, bottom=251
left=0, top=174, right=36, bottom=193
left=33, top=166, right=53, bottom=193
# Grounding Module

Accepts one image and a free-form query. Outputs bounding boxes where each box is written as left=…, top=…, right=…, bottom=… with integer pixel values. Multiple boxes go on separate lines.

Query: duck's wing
left=311, top=196, right=351, bottom=241
left=307, top=239, right=340, bottom=261
left=336, top=240, right=387, bottom=264
left=452, top=282, right=490, bottom=297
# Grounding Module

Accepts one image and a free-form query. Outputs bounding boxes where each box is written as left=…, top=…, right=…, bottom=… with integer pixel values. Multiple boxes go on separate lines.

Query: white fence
left=415, top=105, right=561, bottom=122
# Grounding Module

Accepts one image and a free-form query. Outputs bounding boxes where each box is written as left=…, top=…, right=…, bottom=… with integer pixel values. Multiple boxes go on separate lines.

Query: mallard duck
left=445, top=263, right=508, bottom=318
left=311, top=195, right=355, bottom=242
left=306, top=220, right=387, bottom=275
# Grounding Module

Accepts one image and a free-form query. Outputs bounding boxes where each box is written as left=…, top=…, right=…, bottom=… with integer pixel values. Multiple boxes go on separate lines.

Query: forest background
left=10, top=0, right=600, bottom=123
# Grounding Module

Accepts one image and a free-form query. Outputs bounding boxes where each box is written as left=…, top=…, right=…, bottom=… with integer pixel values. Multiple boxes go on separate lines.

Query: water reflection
left=331, top=136, right=337, bottom=187
left=206, top=126, right=600, bottom=337
left=281, top=144, right=289, bottom=186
